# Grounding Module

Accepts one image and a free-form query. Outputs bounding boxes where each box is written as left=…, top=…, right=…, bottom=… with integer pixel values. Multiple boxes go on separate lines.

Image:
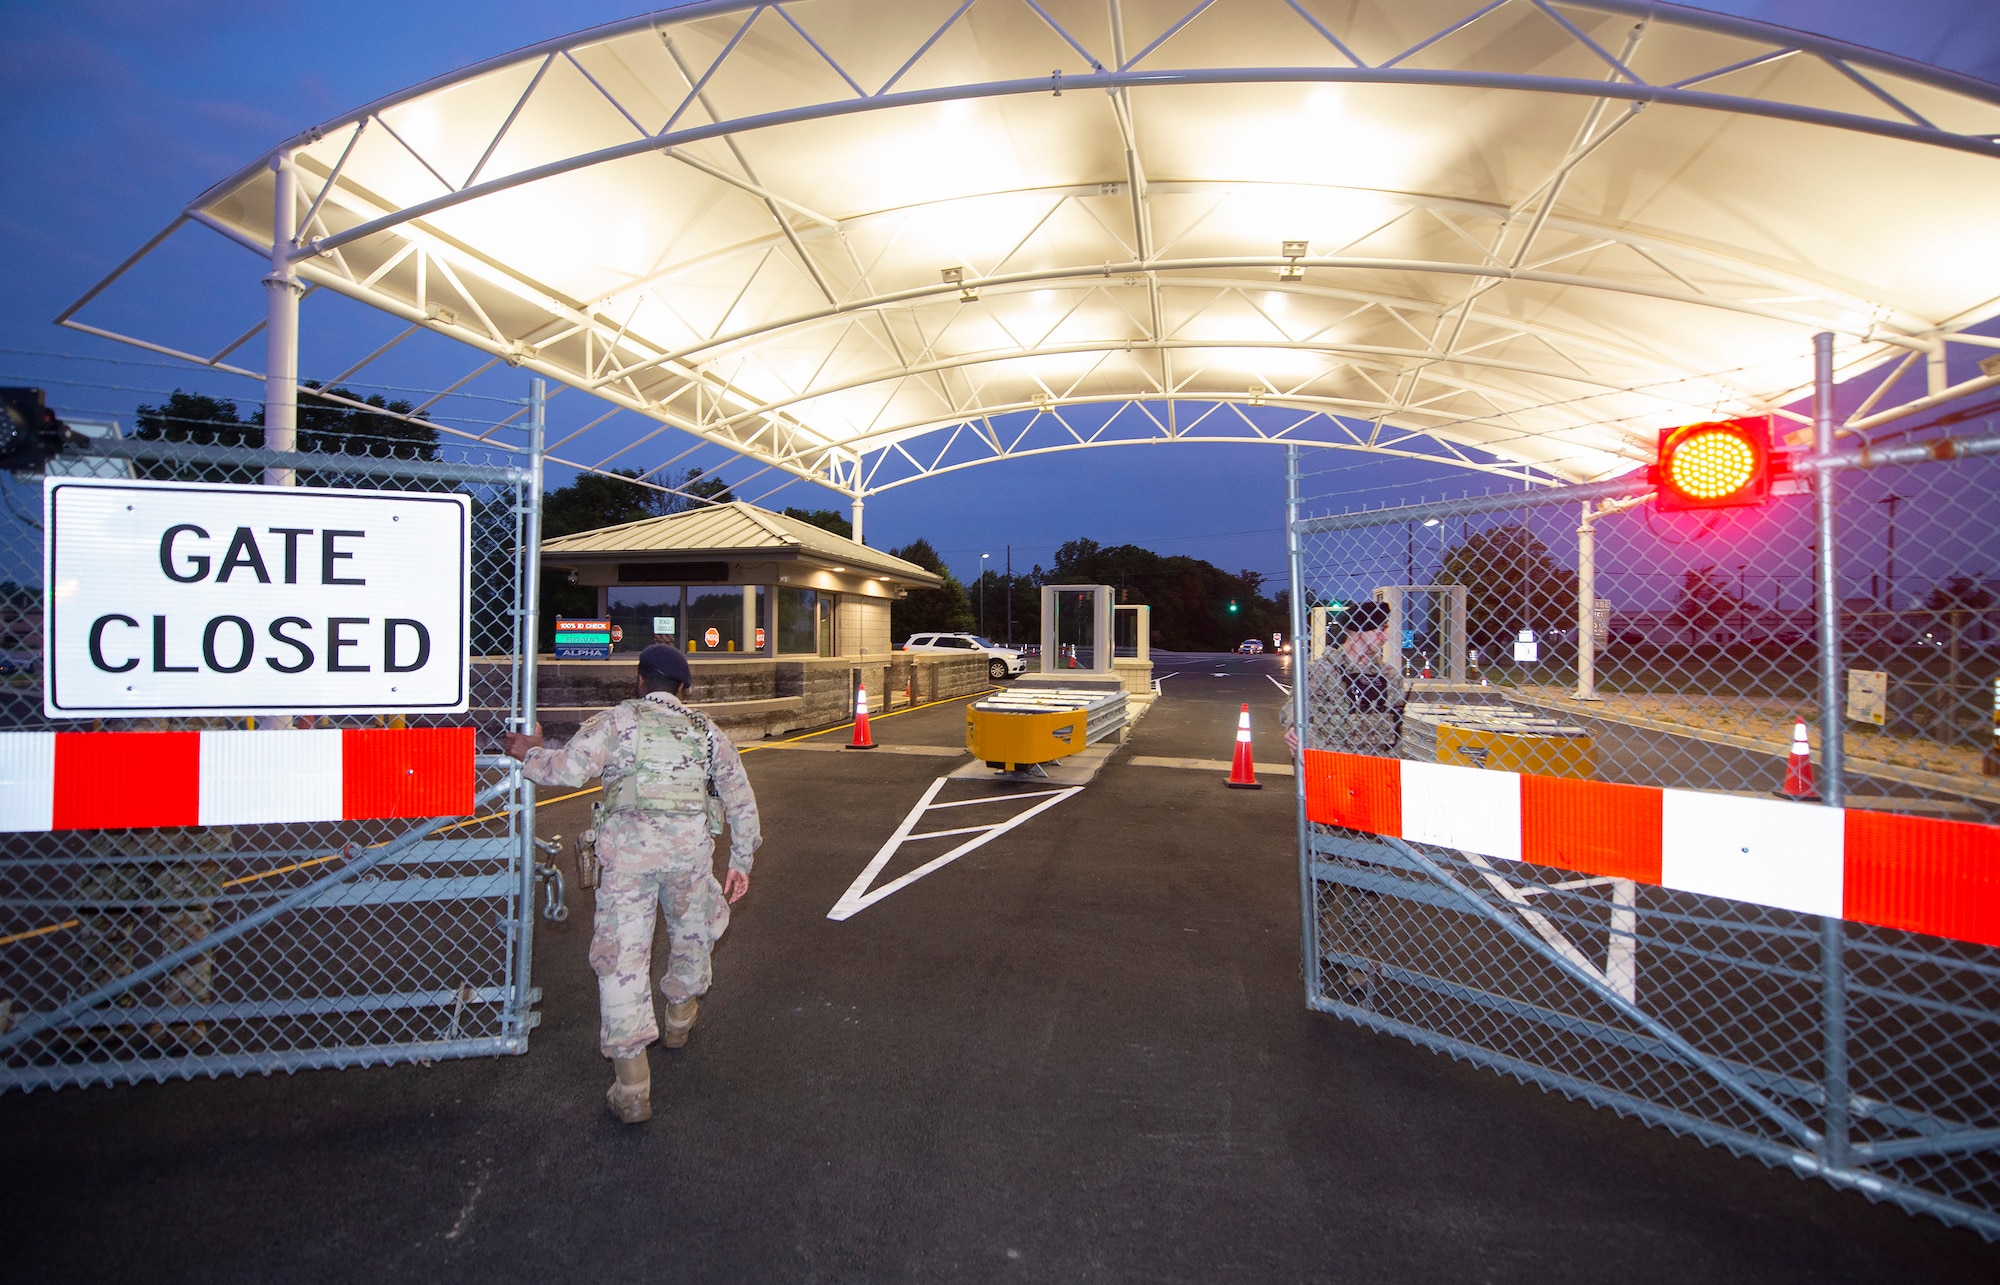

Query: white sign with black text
left=44, top=478, right=470, bottom=717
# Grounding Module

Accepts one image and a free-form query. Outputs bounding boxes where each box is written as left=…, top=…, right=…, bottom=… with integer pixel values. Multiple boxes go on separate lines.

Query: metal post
left=262, top=152, right=303, bottom=487
left=1286, top=446, right=1316, bottom=1003
left=1812, top=331, right=1851, bottom=1169
left=850, top=496, right=864, bottom=546
left=1577, top=501, right=1597, bottom=701
left=1005, top=545, right=1013, bottom=646
left=513, top=378, right=547, bottom=1035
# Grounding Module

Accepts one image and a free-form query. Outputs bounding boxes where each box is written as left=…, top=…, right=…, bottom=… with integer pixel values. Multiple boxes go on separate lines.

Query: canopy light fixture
left=941, top=266, right=979, bottom=302
left=1280, top=240, right=1307, bottom=282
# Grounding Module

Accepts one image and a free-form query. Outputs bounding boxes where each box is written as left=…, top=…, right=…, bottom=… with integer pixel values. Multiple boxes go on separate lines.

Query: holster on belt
left=575, top=802, right=603, bottom=890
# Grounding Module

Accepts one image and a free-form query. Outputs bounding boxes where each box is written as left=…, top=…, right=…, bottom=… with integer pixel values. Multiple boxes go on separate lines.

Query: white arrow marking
left=827, top=779, right=1081, bottom=921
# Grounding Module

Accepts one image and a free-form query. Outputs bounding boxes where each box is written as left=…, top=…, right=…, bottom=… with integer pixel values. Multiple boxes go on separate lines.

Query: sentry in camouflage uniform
left=511, top=645, right=758, bottom=1121
left=1280, top=600, right=1407, bottom=757
left=1279, top=601, right=1403, bottom=1003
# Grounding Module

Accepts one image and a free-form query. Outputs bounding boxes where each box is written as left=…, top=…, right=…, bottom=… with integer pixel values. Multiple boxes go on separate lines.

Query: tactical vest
left=602, top=698, right=713, bottom=818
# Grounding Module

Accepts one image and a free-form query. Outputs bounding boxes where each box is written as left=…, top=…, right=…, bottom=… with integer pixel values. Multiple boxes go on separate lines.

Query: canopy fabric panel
left=95, top=0, right=2000, bottom=491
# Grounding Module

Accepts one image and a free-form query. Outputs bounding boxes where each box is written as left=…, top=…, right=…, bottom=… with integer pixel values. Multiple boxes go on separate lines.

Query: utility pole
left=979, top=552, right=990, bottom=637
left=1879, top=494, right=1904, bottom=611
left=1005, top=545, right=1012, bottom=645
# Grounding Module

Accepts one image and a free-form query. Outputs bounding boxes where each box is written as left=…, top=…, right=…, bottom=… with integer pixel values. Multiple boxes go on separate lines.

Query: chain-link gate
left=0, top=429, right=546, bottom=1091
left=1285, top=429, right=2000, bottom=1240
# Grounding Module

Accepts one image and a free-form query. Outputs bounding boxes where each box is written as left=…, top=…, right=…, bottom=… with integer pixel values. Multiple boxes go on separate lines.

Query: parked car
left=1237, top=639, right=1265, bottom=655
left=902, top=632, right=1027, bottom=680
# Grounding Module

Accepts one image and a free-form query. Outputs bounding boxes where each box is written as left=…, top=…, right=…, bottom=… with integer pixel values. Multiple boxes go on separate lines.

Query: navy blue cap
left=637, top=643, right=692, bottom=687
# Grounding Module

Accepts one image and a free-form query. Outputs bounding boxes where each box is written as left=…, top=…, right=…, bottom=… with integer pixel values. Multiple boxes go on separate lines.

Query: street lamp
left=979, top=552, right=990, bottom=636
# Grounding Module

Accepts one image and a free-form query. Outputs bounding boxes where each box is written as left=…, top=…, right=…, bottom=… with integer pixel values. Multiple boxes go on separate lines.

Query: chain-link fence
left=1285, top=430, right=2000, bottom=1239
left=0, top=431, right=544, bottom=1091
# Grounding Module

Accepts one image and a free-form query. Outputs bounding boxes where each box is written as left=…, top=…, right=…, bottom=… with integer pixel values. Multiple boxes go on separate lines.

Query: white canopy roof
left=66, top=0, right=2000, bottom=496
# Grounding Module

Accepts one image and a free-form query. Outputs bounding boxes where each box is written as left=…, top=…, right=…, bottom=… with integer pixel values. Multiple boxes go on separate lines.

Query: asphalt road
left=0, top=652, right=1993, bottom=1281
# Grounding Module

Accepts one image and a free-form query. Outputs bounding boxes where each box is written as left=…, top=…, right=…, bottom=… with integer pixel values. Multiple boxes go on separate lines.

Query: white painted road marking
left=828, top=779, right=1082, bottom=921
left=1266, top=675, right=1291, bottom=695
left=1127, top=754, right=1295, bottom=777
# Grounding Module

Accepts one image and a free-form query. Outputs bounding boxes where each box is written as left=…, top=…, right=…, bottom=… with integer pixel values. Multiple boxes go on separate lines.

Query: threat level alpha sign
left=45, top=478, right=470, bottom=717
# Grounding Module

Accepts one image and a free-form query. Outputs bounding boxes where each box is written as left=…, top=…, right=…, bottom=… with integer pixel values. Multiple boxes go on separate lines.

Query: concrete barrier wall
left=511, top=652, right=991, bottom=741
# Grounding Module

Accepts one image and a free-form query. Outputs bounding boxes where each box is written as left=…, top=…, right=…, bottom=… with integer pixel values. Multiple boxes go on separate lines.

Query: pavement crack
left=443, top=1159, right=491, bottom=1242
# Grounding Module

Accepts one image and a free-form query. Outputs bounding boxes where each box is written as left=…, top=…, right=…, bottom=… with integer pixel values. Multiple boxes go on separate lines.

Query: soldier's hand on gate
left=723, top=869, right=749, bottom=903
left=502, top=724, right=544, bottom=760
left=1284, top=728, right=1300, bottom=757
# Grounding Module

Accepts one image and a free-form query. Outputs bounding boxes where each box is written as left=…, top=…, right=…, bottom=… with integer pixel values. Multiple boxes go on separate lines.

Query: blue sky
left=3, top=0, right=1998, bottom=590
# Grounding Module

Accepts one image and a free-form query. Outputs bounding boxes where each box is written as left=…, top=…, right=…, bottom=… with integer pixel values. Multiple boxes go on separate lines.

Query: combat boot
left=606, top=1054, right=651, bottom=1124
left=660, top=996, right=698, bottom=1048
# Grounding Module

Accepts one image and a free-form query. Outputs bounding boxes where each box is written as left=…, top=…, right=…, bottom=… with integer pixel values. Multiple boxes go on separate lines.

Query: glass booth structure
left=540, top=502, right=939, bottom=663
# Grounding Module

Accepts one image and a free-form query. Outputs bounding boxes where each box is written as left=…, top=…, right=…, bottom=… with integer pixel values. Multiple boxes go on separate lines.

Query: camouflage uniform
left=1281, top=646, right=1406, bottom=999
left=1281, top=649, right=1407, bottom=756
left=521, top=692, right=759, bottom=1059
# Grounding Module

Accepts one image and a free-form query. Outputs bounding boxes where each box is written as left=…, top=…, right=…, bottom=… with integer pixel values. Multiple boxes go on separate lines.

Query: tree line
left=888, top=536, right=1284, bottom=652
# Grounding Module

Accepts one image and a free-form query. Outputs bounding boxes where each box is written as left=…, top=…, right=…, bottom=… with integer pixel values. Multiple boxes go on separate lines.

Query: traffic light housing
left=0, top=388, right=72, bottom=472
left=1650, top=416, right=1780, bottom=512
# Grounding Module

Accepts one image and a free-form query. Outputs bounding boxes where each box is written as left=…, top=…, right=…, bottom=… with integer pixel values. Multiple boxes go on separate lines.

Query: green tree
left=1673, top=566, right=1746, bottom=629
left=1924, top=575, right=1995, bottom=613
left=1043, top=537, right=1274, bottom=650
left=541, top=468, right=672, bottom=539
left=296, top=383, right=439, bottom=462
left=134, top=390, right=262, bottom=449
left=132, top=386, right=439, bottom=484
left=1438, top=525, right=1577, bottom=654
left=677, top=472, right=735, bottom=507
left=782, top=506, right=852, bottom=539
left=889, top=537, right=974, bottom=641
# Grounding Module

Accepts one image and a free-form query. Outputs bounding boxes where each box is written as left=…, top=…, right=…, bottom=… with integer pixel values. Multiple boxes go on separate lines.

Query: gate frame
left=0, top=404, right=547, bottom=1091
left=1285, top=397, right=2000, bottom=1239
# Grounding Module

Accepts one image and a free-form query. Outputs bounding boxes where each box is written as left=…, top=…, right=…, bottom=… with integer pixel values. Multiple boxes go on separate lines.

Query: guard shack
left=535, top=502, right=985, bottom=738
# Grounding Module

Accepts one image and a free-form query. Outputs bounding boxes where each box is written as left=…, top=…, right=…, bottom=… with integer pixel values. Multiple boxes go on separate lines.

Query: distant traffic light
left=0, top=388, right=73, bottom=472
left=1651, top=416, right=1779, bottom=512
left=1227, top=601, right=1238, bottom=614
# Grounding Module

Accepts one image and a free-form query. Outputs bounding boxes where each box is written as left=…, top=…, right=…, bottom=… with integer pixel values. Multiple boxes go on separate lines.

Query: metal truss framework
left=60, top=0, right=2000, bottom=509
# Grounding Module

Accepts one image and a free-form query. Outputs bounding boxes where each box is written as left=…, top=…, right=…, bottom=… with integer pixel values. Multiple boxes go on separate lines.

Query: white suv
left=902, top=632, right=1026, bottom=680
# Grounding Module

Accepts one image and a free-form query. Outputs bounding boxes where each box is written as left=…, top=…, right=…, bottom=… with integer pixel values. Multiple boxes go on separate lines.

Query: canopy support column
left=850, top=497, right=864, bottom=546
left=262, top=150, right=304, bottom=487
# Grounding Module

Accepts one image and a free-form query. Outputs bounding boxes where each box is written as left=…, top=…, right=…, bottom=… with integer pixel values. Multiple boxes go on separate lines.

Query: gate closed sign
left=45, top=478, right=470, bottom=717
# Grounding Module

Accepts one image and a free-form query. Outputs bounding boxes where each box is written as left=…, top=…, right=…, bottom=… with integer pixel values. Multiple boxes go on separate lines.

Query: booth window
left=608, top=586, right=683, bottom=649
left=778, top=586, right=836, bottom=655
left=686, top=586, right=762, bottom=654
left=609, top=585, right=765, bottom=655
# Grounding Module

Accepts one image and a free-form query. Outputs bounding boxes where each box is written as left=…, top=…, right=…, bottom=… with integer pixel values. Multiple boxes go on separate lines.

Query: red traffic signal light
left=1, top=387, right=73, bottom=472
left=1651, top=417, right=1779, bottom=511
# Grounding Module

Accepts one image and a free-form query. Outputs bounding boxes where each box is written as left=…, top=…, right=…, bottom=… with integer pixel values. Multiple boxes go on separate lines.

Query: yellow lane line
left=0, top=918, right=81, bottom=949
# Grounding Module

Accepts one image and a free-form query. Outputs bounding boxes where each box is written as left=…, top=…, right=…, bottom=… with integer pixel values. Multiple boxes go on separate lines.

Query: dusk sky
left=5, top=0, right=1998, bottom=591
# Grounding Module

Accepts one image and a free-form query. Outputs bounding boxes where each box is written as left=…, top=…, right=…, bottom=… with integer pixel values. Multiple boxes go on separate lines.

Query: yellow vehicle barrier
left=966, top=689, right=1128, bottom=772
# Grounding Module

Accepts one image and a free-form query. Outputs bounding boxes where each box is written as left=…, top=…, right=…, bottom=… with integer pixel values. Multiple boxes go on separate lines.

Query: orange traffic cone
left=1782, top=718, right=1816, bottom=799
left=1227, top=703, right=1261, bottom=789
left=846, top=685, right=876, bottom=749
left=1066, top=645, right=1078, bottom=669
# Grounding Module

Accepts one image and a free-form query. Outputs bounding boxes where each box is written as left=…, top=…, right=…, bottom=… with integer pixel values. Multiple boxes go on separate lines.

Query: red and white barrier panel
left=0, top=728, right=475, bottom=832
left=1303, top=750, right=2000, bottom=950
